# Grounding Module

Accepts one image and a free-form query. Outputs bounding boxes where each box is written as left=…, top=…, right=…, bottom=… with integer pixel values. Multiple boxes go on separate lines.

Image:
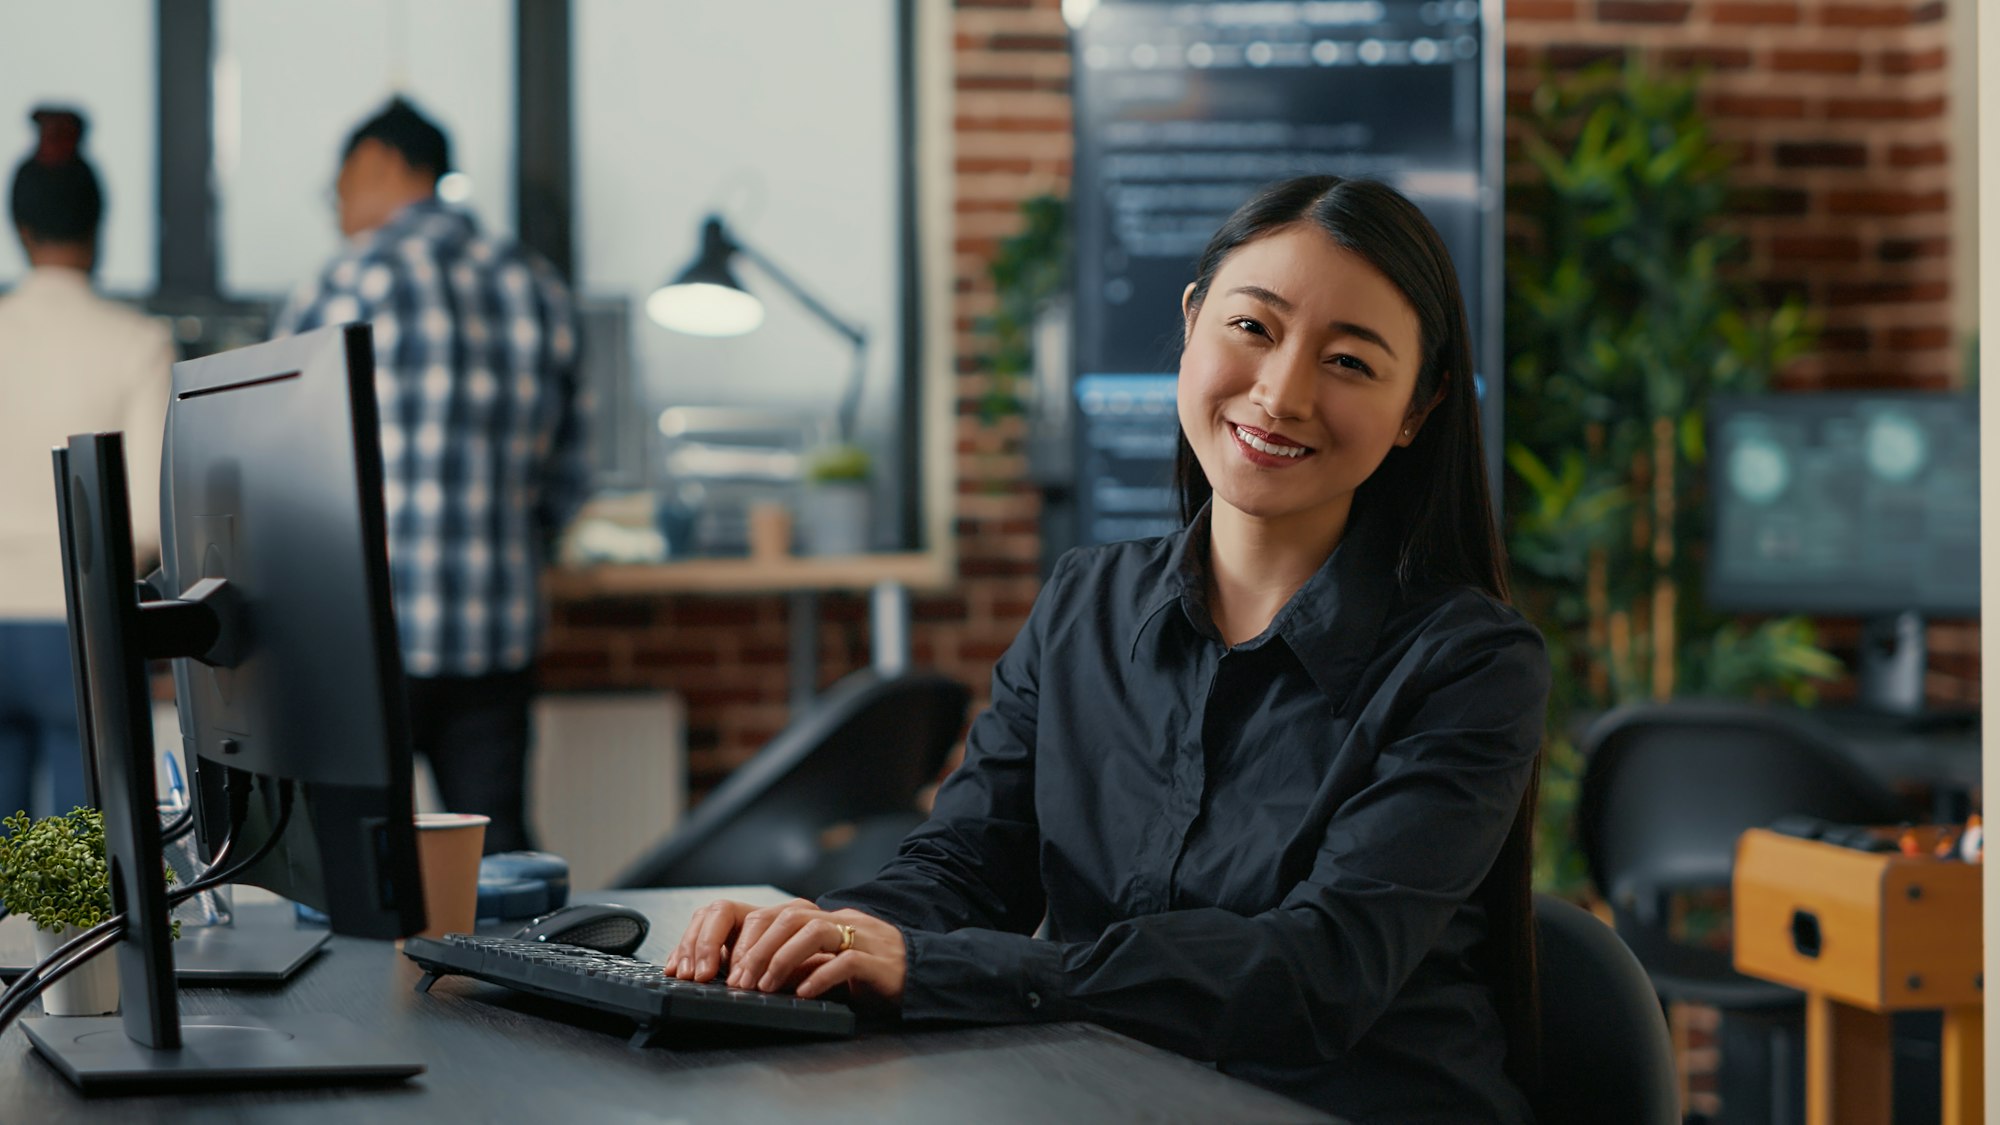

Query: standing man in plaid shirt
left=275, top=97, right=589, bottom=854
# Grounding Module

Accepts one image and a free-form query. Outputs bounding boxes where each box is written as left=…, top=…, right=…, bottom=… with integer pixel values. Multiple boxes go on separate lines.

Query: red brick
left=1825, top=96, right=1946, bottom=121
left=1911, top=0, right=1945, bottom=22
left=629, top=641, right=724, bottom=670
left=955, top=75, right=1041, bottom=92
left=1545, top=43, right=1625, bottom=69
left=1708, top=94, right=1808, bottom=120
left=1877, top=236, right=1950, bottom=262
left=1769, top=235, right=1863, bottom=263
left=955, top=116, right=1068, bottom=133
left=1710, top=2, right=1799, bottom=24
left=1886, top=326, right=1953, bottom=350
left=1826, top=189, right=1948, bottom=216
left=1598, top=0, right=1690, bottom=21
left=1509, top=0, right=1579, bottom=17
left=539, top=648, right=611, bottom=673
left=956, top=157, right=1039, bottom=175
left=1887, top=142, right=1947, bottom=167
left=1661, top=46, right=1752, bottom=69
left=1726, top=186, right=1810, bottom=216
left=1821, top=3, right=1910, bottom=27
left=1770, top=49, right=1863, bottom=74
left=1826, top=280, right=1950, bottom=305
left=1879, top=48, right=1947, bottom=75
left=664, top=601, right=762, bottom=628
left=1818, top=326, right=1873, bottom=352
left=1773, top=142, right=1867, bottom=168
left=989, top=33, right=1069, bottom=52
left=555, top=598, right=657, bottom=628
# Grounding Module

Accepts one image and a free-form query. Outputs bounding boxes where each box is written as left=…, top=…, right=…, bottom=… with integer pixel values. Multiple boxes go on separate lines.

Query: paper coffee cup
left=413, top=812, right=490, bottom=938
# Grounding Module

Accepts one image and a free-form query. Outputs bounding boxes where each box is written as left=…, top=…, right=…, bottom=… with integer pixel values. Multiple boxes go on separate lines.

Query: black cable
left=160, top=801, right=197, bottom=845
left=0, top=780, right=294, bottom=1035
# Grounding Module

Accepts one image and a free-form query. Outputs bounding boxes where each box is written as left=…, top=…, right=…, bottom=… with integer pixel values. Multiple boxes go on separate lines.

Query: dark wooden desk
left=0, top=887, right=1333, bottom=1123
left=1788, top=707, right=1981, bottom=798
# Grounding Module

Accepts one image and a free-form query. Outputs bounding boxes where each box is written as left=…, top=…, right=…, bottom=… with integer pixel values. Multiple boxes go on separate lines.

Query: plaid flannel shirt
left=275, top=199, right=590, bottom=678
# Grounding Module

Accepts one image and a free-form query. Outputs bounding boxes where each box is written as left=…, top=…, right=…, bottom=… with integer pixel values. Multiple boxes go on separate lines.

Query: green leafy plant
left=803, top=442, right=873, bottom=484
left=1506, top=56, right=1839, bottom=896
left=0, top=807, right=177, bottom=936
left=982, top=194, right=1069, bottom=421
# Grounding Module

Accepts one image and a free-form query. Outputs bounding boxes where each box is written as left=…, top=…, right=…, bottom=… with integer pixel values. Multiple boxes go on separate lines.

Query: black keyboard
left=403, top=934, right=856, bottom=1044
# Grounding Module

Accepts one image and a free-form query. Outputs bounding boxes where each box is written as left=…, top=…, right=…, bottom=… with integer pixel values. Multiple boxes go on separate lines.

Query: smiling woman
left=671, top=176, right=1548, bottom=1123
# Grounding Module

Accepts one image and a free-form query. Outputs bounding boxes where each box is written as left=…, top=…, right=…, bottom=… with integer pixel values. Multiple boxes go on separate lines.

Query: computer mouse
left=512, top=902, right=651, bottom=957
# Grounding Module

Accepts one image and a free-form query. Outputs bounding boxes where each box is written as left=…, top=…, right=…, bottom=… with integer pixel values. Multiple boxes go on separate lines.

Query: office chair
left=1575, top=700, right=1905, bottom=1125
left=1531, top=893, right=1678, bottom=1125
left=610, top=668, right=970, bottom=898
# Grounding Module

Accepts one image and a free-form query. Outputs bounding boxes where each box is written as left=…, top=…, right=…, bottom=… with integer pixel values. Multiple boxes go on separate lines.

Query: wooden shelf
left=545, top=551, right=952, bottom=599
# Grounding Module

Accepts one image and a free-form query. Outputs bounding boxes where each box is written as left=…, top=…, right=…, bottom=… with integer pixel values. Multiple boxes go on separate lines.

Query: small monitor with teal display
left=1707, top=392, right=1978, bottom=715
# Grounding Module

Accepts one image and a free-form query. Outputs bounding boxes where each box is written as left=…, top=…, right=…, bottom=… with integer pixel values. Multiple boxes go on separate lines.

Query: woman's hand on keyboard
left=666, top=897, right=905, bottom=1008
left=668, top=897, right=810, bottom=985
left=725, top=901, right=906, bottom=1008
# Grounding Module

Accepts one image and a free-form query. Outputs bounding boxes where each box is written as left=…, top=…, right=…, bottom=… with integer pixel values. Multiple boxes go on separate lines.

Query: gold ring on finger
left=835, top=923, right=856, bottom=953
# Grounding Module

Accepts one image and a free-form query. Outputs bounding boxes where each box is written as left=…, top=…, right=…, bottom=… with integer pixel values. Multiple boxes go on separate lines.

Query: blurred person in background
left=273, top=96, right=588, bottom=854
left=0, top=107, right=173, bottom=820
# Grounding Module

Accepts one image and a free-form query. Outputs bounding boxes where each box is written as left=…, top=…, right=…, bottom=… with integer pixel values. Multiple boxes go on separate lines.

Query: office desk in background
left=1788, top=707, right=1982, bottom=810
left=0, top=887, right=1334, bottom=1124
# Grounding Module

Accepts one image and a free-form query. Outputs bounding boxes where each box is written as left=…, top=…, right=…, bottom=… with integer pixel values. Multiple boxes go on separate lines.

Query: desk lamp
left=647, top=215, right=870, bottom=443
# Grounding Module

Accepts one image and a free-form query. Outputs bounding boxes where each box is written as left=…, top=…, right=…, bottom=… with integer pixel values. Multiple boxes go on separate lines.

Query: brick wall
left=540, top=0, right=1073, bottom=796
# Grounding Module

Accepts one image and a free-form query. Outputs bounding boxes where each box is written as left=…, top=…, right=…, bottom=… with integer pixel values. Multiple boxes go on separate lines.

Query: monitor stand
left=0, top=916, right=325, bottom=985
left=25, top=437, right=423, bottom=1092
left=1852, top=611, right=1979, bottom=732
left=169, top=925, right=327, bottom=983
left=1856, top=611, right=1927, bottom=718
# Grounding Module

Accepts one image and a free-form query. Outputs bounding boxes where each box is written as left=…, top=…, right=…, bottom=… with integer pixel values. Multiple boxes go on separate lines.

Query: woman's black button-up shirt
left=819, top=512, right=1548, bottom=1122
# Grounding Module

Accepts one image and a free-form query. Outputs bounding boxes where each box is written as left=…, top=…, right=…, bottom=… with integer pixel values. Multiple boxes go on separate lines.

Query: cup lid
left=415, top=812, right=493, bottom=829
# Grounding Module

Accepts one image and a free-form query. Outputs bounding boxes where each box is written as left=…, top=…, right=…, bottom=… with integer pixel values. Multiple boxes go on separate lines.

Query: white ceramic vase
left=800, top=482, right=872, bottom=556
left=30, top=923, right=120, bottom=1017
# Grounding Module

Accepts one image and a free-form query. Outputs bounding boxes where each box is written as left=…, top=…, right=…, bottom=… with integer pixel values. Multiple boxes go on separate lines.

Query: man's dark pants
left=405, top=668, right=537, bottom=855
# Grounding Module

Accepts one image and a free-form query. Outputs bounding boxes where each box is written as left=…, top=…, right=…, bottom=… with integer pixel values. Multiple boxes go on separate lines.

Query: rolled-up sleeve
left=869, top=616, right=1547, bottom=1064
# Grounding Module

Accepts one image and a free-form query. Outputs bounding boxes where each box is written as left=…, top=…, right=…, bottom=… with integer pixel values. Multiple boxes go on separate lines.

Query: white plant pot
left=800, top=483, right=872, bottom=556
left=31, top=923, right=120, bottom=1017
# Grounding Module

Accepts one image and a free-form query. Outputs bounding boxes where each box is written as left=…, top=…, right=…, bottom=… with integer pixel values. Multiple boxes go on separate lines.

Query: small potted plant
left=799, top=442, right=874, bottom=557
left=0, top=807, right=178, bottom=1016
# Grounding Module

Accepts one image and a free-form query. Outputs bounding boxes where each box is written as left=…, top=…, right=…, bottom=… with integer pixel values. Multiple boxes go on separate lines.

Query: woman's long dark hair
left=10, top=107, right=103, bottom=245
left=1174, top=175, right=1542, bottom=1089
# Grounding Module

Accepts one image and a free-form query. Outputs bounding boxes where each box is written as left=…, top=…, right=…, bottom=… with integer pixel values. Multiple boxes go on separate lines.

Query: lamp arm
left=731, top=238, right=868, bottom=349
left=727, top=228, right=871, bottom=444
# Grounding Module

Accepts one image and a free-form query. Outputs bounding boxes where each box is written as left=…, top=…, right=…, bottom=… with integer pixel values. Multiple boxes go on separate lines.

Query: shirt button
left=1026, top=991, right=1042, bottom=1010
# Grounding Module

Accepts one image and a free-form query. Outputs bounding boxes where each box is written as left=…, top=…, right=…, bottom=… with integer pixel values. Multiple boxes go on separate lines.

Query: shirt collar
left=14, top=265, right=94, bottom=294
left=1130, top=501, right=1399, bottom=706
left=355, top=196, right=473, bottom=251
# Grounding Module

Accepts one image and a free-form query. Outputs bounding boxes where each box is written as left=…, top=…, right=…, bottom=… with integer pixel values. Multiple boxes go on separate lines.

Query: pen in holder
left=159, top=751, right=232, bottom=928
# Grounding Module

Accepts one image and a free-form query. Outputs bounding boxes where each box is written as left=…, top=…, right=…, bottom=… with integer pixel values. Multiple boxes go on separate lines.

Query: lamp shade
left=646, top=217, right=765, bottom=336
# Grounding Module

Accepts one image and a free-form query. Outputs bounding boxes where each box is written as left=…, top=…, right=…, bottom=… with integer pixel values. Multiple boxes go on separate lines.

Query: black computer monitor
left=26, top=325, right=426, bottom=1091
left=1707, top=392, right=1979, bottom=714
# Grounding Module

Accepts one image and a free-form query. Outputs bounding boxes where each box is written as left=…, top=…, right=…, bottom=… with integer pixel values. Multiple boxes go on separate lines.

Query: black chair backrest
left=610, top=669, right=970, bottom=892
left=1576, top=702, right=1901, bottom=923
left=1532, top=893, right=1679, bottom=1125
